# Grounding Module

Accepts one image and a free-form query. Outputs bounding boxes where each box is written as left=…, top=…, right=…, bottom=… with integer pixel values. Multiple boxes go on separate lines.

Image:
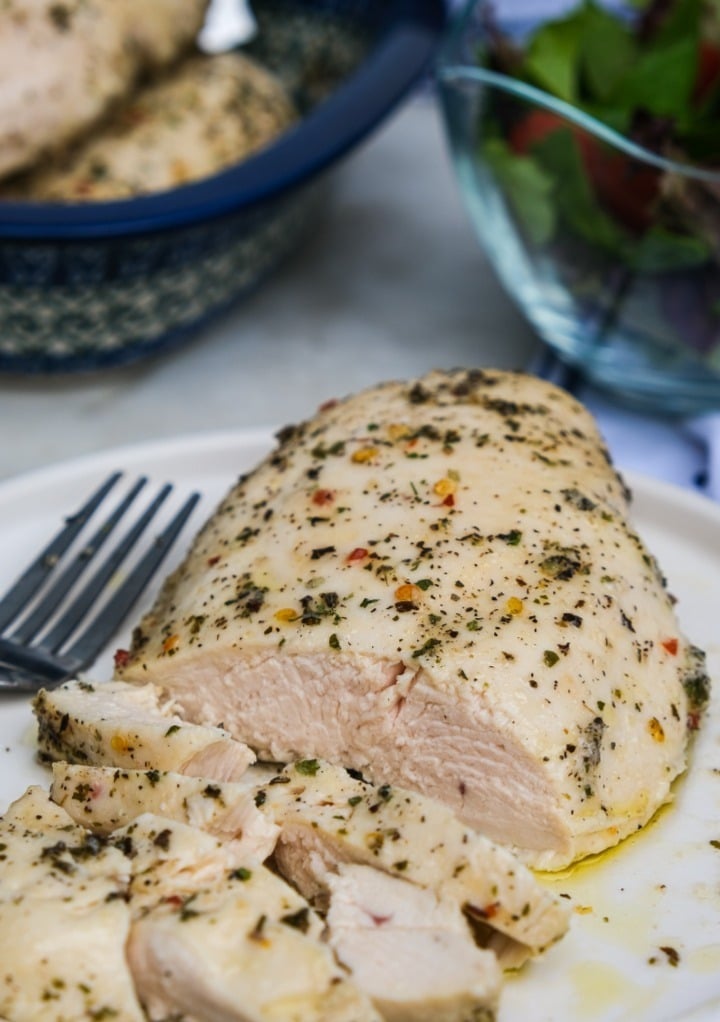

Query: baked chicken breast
left=117, top=368, right=710, bottom=869
left=3, top=51, right=296, bottom=201
left=0, top=0, right=209, bottom=178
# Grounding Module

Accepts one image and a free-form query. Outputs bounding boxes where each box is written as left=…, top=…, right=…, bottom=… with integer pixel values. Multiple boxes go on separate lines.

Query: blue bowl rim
left=0, top=0, right=446, bottom=242
left=437, top=0, right=720, bottom=185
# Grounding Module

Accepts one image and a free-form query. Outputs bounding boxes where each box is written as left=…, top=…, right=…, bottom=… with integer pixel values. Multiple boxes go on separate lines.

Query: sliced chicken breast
left=50, top=757, right=568, bottom=969
left=4, top=51, right=296, bottom=201
left=0, top=787, right=143, bottom=1022
left=52, top=761, right=280, bottom=858
left=118, top=368, right=708, bottom=868
left=0, top=0, right=209, bottom=178
left=34, top=678, right=255, bottom=779
left=49, top=757, right=569, bottom=961
left=129, top=887, right=382, bottom=1022
left=118, top=813, right=380, bottom=1022
left=261, top=760, right=569, bottom=962
left=326, top=864, right=501, bottom=1022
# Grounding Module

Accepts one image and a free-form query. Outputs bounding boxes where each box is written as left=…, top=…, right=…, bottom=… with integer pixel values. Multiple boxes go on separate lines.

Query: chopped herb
left=281, top=907, right=311, bottom=932
left=311, top=545, right=336, bottom=560
left=412, top=637, right=442, bottom=658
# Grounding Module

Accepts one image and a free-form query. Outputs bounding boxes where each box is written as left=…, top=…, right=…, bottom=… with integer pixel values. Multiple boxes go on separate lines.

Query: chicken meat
left=117, top=368, right=710, bottom=869
left=325, top=864, right=501, bottom=1022
left=34, top=678, right=255, bottom=779
left=0, top=0, right=209, bottom=179
left=0, top=787, right=143, bottom=1022
left=51, top=760, right=281, bottom=858
left=50, top=757, right=571, bottom=963
left=113, top=812, right=383, bottom=1022
left=3, top=50, right=296, bottom=201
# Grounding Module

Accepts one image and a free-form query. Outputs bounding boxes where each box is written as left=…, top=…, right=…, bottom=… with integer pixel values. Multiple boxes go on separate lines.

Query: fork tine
left=9, top=476, right=149, bottom=645
left=0, top=636, right=67, bottom=688
left=0, top=472, right=122, bottom=632
left=35, top=483, right=175, bottom=656
left=61, top=490, right=201, bottom=672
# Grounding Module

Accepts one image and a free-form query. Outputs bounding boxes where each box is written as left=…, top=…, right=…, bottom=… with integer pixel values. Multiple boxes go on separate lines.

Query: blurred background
left=0, top=0, right=716, bottom=497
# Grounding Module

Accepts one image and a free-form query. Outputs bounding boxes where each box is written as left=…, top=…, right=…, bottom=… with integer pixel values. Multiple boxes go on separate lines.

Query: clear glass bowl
left=437, top=0, right=720, bottom=414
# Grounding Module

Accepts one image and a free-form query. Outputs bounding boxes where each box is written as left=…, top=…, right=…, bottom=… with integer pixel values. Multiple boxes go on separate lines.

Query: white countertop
left=0, top=95, right=537, bottom=484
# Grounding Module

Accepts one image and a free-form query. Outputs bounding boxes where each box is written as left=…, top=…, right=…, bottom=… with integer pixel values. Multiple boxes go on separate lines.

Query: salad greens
left=483, top=0, right=720, bottom=280
left=476, top=0, right=720, bottom=364
left=500, top=0, right=716, bottom=147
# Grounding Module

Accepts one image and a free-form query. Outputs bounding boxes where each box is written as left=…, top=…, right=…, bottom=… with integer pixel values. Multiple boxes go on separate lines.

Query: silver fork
left=0, top=473, right=200, bottom=693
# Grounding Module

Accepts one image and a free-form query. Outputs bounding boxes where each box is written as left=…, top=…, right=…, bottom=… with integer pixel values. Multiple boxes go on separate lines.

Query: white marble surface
left=0, top=96, right=537, bottom=484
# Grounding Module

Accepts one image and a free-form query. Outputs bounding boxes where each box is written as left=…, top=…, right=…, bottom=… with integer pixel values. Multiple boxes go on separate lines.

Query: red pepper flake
left=347, top=547, right=369, bottom=562
left=113, top=648, right=130, bottom=669
left=319, top=398, right=338, bottom=412
left=312, top=489, right=335, bottom=506
left=207, top=555, right=221, bottom=566
left=442, top=494, right=455, bottom=507
left=661, top=638, right=679, bottom=656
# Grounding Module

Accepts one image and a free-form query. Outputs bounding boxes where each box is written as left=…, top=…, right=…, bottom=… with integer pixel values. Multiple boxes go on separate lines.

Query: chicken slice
left=129, top=895, right=383, bottom=1022
left=114, top=810, right=266, bottom=911
left=50, top=756, right=569, bottom=962
left=116, top=368, right=709, bottom=870
left=0, top=0, right=210, bottom=179
left=3, top=51, right=296, bottom=201
left=0, top=786, right=143, bottom=1022
left=117, top=813, right=381, bottom=1022
left=34, top=678, right=255, bottom=778
left=52, top=761, right=280, bottom=858
left=326, top=864, right=501, bottom=1022
left=262, top=760, right=569, bottom=963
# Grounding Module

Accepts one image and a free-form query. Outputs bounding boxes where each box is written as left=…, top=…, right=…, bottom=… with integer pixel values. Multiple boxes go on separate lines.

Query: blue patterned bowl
left=0, top=0, right=445, bottom=373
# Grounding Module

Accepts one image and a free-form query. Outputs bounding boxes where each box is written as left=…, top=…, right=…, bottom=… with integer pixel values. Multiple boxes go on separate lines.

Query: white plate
left=0, top=432, right=718, bottom=1022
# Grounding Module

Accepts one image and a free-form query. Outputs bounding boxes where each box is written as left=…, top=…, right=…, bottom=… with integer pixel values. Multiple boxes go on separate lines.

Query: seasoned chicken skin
left=4, top=51, right=296, bottom=201
left=117, top=369, right=710, bottom=868
left=0, top=0, right=209, bottom=179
